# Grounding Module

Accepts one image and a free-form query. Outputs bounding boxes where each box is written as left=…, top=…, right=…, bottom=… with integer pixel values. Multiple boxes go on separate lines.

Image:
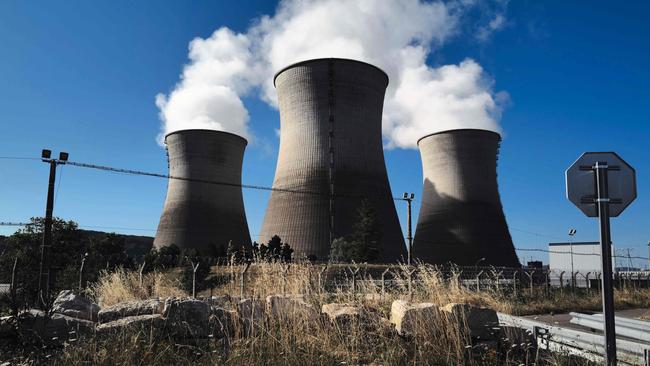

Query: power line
left=64, top=160, right=405, bottom=201
left=515, top=247, right=650, bottom=261
left=0, top=156, right=40, bottom=161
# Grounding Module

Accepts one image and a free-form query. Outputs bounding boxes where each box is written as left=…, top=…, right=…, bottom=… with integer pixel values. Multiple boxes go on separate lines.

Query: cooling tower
left=154, top=129, right=251, bottom=255
left=259, top=58, right=406, bottom=262
left=412, top=129, right=519, bottom=267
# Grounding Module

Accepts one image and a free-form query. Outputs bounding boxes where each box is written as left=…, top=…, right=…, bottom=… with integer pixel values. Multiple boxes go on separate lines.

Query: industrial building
left=154, top=129, right=252, bottom=255
left=259, top=58, right=406, bottom=262
left=548, top=242, right=614, bottom=287
left=412, top=129, right=519, bottom=267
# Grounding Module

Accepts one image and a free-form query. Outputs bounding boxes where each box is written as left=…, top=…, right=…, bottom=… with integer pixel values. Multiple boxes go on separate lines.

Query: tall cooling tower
left=412, top=129, right=519, bottom=267
left=154, top=129, right=252, bottom=255
left=259, top=58, right=406, bottom=262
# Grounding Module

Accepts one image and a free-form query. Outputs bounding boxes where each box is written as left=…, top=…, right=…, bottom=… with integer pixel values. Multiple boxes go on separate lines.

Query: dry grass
left=7, top=262, right=648, bottom=365
left=88, top=267, right=187, bottom=307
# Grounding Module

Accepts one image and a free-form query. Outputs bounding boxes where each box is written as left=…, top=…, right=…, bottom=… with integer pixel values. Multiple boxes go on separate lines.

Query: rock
left=0, top=316, right=16, bottom=338
left=390, top=300, right=437, bottom=336
left=209, top=295, right=232, bottom=309
left=321, top=303, right=361, bottom=324
left=208, top=307, right=236, bottom=338
left=237, top=299, right=265, bottom=336
left=266, top=295, right=319, bottom=320
left=96, top=314, right=164, bottom=335
left=98, top=299, right=164, bottom=323
left=162, top=298, right=211, bottom=338
left=51, top=290, right=100, bottom=322
left=439, top=303, right=499, bottom=340
left=17, top=309, right=95, bottom=343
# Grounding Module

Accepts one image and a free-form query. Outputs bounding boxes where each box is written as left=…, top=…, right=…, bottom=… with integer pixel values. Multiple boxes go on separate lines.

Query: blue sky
left=1, top=1, right=648, bottom=266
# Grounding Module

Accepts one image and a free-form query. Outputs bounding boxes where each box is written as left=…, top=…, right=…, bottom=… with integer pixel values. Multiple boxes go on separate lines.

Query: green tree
left=328, top=199, right=382, bottom=263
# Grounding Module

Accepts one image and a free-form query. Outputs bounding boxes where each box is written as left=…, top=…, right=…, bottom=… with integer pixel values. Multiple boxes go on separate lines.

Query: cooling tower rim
left=416, top=129, right=501, bottom=146
left=164, top=129, right=248, bottom=145
left=273, top=57, right=389, bottom=87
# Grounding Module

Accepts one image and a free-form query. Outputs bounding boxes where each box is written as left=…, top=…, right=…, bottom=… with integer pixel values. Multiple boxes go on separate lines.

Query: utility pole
left=402, top=193, right=415, bottom=266
left=37, top=149, right=68, bottom=307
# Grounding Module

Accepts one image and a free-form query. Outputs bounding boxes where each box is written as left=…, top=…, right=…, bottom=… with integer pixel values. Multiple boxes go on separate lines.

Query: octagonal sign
left=566, top=152, right=636, bottom=217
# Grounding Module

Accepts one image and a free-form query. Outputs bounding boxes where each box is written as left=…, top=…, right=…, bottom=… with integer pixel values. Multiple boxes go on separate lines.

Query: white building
left=548, top=242, right=614, bottom=287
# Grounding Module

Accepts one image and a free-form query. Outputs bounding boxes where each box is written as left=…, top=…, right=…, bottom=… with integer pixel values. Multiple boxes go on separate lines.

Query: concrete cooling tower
left=259, top=58, right=406, bottom=262
left=154, top=129, right=252, bottom=255
left=412, top=129, right=519, bottom=267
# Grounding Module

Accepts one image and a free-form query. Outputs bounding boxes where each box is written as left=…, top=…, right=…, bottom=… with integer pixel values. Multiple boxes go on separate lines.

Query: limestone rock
left=96, top=314, right=164, bottom=335
left=51, top=290, right=100, bottom=322
left=390, top=300, right=437, bottom=336
left=266, top=295, right=318, bottom=320
left=321, top=303, right=360, bottom=324
left=17, top=309, right=94, bottom=343
left=208, top=307, right=236, bottom=338
left=209, top=295, right=232, bottom=309
left=237, top=299, right=265, bottom=335
left=162, top=298, right=211, bottom=338
left=439, top=303, right=499, bottom=340
left=98, top=299, right=164, bottom=323
left=0, top=316, right=16, bottom=338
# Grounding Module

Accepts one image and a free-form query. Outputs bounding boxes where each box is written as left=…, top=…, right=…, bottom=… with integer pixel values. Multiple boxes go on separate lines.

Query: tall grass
left=88, top=268, right=186, bottom=307
left=8, top=262, right=648, bottom=365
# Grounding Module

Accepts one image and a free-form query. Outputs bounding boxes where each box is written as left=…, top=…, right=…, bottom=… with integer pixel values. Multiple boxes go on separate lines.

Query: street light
left=568, top=229, right=576, bottom=288
left=474, top=257, right=486, bottom=268
left=37, top=149, right=69, bottom=307
left=402, top=192, right=415, bottom=266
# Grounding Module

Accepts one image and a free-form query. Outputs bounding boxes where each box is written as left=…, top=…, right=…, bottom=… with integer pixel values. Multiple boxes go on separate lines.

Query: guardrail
left=498, top=313, right=650, bottom=365
left=570, top=312, right=650, bottom=343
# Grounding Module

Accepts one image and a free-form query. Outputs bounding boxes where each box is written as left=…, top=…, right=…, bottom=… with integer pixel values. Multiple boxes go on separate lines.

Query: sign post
left=566, top=152, right=637, bottom=366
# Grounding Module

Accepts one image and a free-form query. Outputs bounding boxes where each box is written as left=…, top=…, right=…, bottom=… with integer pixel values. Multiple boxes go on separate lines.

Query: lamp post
left=37, top=149, right=68, bottom=307
left=402, top=193, right=415, bottom=266
left=568, top=228, right=576, bottom=288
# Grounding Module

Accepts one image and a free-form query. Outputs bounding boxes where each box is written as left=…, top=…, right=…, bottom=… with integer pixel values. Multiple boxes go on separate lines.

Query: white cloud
left=156, top=0, right=509, bottom=149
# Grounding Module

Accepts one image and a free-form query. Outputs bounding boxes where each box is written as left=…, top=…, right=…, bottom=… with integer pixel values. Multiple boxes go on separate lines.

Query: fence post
left=348, top=266, right=360, bottom=296
left=318, top=265, right=327, bottom=296
left=139, top=261, right=146, bottom=289
left=545, top=270, right=551, bottom=296
left=513, top=270, right=518, bottom=297
left=559, top=271, right=566, bottom=291
left=10, top=257, right=18, bottom=316
left=240, top=262, right=251, bottom=298
left=585, top=272, right=592, bottom=293
left=494, top=270, right=504, bottom=294
left=524, top=270, right=535, bottom=296
left=191, top=260, right=200, bottom=299
left=381, top=268, right=390, bottom=299
left=597, top=273, right=602, bottom=294
left=476, top=270, right=484, bottom=294
left=407, top=267, right=417, bottom=301
left=281, top=264, right=290, bottom=295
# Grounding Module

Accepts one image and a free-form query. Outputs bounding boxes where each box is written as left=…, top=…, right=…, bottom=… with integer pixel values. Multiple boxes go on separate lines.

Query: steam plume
left=156, top=0, right=508, bottom=149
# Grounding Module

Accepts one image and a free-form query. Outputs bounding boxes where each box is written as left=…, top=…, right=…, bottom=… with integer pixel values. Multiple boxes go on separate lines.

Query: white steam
left=156, top=0, right=508, bottom=149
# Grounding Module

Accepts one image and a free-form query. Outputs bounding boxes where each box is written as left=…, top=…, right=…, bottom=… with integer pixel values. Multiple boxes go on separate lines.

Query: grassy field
left=4, top=262, right=649, bottom=365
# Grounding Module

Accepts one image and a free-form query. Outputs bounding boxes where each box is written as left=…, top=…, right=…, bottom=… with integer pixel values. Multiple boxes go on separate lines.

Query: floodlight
left=59, top=152, right=69, bottom=161
left=41, top=149, right=51, bottom=159
left=403, top=192, right=408, bottom=199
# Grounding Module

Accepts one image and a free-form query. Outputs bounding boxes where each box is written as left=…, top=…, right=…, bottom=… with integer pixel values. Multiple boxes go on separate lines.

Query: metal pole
left=78, top=255, right=87, bottom=293
left=595, top=161, right=616, bottom=366
left=406, top=197, right=413, bottom=266
left=191, top=261, right=200, bottom=298
left=37, top=160, right=57, bottom=307
left=570, top=239, right=575, bottom=288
